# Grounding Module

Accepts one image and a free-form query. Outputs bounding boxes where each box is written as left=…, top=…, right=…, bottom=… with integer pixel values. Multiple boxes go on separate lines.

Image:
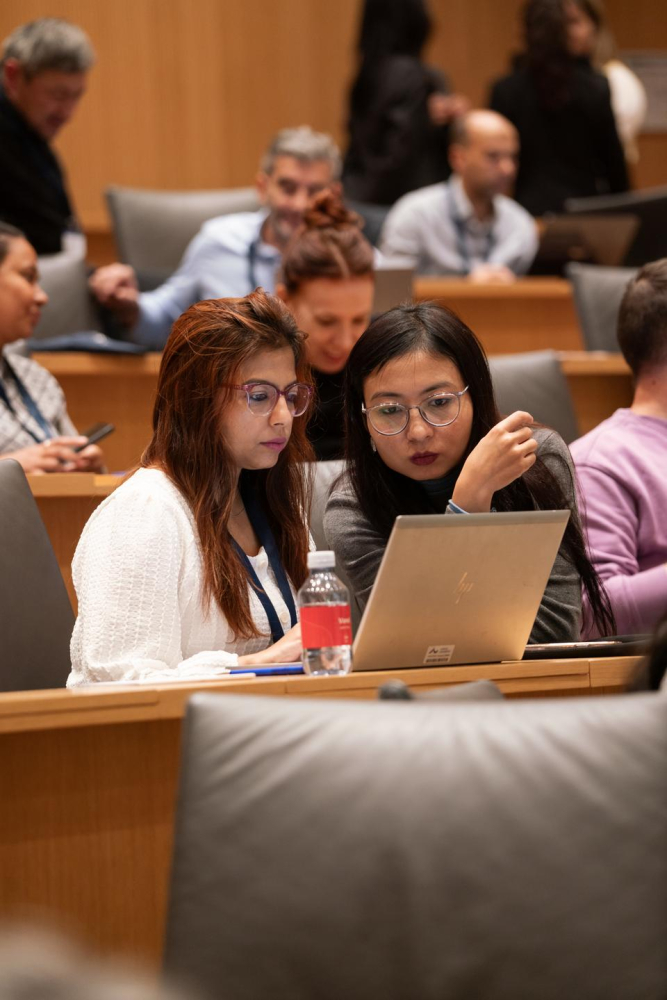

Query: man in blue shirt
left=90, top=126, right=341, bottom=349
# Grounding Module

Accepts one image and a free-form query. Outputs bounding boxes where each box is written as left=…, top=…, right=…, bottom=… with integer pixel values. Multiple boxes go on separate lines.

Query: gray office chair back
left=165, top=691, right=667, bottom=1000
left=105, top=185, right=260, bottom=288
left=489, top=350, right=580, bottom=443
left=566, top=262, right=637, bottom=352
left=32, top=254, right=101, bottom=340
left=346, top=199, right=390, bottom=247
left=309, top=459, right=345, bottom=551
left=0, top=460, right=73, bottom=690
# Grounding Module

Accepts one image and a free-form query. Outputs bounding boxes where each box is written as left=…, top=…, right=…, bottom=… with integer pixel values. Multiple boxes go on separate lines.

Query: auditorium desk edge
left=0, top=657, right=641, bottom=965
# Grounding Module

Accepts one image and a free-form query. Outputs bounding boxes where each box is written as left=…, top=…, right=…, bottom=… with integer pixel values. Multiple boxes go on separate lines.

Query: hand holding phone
left=74, top=423, right=115, bottom=452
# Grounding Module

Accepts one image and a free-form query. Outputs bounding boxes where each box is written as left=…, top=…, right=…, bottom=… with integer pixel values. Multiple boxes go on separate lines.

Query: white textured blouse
left=68, top=468, right=298, bottom=686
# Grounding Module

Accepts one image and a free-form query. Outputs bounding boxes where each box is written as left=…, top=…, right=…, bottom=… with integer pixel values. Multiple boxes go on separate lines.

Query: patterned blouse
left=0, top=349, right=77, bottom=454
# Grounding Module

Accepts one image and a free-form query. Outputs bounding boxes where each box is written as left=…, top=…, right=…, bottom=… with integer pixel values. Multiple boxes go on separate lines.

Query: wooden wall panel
left=605, top=0, right=667, bottom=190
left=0, top=0, right=664, bottom=232
left=426, top=0, right=524, bottom=106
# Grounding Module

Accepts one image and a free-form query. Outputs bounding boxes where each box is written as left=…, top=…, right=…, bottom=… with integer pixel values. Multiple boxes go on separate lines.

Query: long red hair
left=142, top=291, right=314, bottom=639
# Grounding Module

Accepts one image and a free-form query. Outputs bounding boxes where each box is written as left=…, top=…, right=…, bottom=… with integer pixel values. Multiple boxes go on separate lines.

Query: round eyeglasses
left=362, top=386, right=469, bottom=435
left=225, top=381, right=313, bottom=417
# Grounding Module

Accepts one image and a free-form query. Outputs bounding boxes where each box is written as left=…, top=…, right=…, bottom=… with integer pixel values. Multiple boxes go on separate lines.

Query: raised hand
left=3, top=436, right=105, bottom=474
left=451, top=410, right=538, bottom=511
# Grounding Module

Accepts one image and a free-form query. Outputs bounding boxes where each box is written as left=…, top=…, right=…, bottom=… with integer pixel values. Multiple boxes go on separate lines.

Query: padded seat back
left=105, top=185, right=260, bottom=288
left=0, top=460, right=73, bottom=690
left=566, top=262, right=637, bottom=352
left=32, top=254, right=101, bottom=340
left=165, top=691, right=667, bottom=1000
left=489, top=349, right=580, bottom=443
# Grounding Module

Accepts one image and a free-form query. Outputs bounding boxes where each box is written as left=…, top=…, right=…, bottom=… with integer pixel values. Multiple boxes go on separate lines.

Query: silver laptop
left=352, top=510, right=569, bottom=671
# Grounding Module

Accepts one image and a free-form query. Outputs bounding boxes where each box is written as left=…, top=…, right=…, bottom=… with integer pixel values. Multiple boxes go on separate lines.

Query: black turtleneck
left=307, top=368, right=346, bottom=462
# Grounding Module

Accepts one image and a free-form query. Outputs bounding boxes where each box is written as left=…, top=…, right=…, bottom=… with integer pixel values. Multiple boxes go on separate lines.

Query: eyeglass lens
left=245, top=383, right=310, bottom=417
left=369, top=392, right=462, bottom=434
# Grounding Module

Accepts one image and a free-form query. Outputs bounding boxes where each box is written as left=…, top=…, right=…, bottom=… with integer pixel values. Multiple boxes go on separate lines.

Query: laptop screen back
left=353, top=510, right=569, bottom=671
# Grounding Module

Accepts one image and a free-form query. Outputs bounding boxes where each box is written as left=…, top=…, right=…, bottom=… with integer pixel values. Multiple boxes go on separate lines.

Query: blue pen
left=229, top=664, right=305, bottom=677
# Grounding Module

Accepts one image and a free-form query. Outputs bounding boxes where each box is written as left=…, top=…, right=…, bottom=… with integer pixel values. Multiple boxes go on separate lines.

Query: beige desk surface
left=28, top=474, right=122, bottom=610
left=557, top=351, right=633, bottom=435
left=0, top=654, right=642, bottom=735
left=0, top=657, right=641, bottom=964
left=37, top=353, right=160, bottom=473
left=413, top=276, right=582, bottom=354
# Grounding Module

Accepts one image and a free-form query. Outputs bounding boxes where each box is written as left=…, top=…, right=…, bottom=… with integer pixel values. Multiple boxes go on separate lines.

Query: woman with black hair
left=343, top=0, right=467, bottom=207
left=489, top=0, right=628, bottom=216
left=323, top=301, right=614, bottom=642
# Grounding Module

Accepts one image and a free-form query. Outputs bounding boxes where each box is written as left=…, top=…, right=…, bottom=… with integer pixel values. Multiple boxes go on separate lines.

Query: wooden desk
left=37, top=353, right=161, bottom=472
left=413, top=277, right=582, bottom=354
left=558, top=351, right=633, bottom=435
left=29, top=474, right=121, bottom=610
left=0, top=657, right=642, bottom=964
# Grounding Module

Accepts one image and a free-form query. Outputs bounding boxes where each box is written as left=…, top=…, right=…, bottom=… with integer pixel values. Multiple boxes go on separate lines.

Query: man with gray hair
left=0, top=18, right=95, bottom=254
left=91, top=126, right=341, bottom=349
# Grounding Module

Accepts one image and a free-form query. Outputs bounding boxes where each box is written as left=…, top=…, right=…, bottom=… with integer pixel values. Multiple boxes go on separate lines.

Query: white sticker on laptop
left=423, top=645, right=455, bottom=665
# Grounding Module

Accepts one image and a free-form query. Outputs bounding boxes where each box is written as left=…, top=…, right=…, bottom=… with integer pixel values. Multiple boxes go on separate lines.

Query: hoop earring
left=370, top=439, right=377, bottom=453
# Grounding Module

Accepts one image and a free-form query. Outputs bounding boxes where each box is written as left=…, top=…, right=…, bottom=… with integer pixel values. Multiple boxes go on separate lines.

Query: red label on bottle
left=301, top=605, right=352, bottom=648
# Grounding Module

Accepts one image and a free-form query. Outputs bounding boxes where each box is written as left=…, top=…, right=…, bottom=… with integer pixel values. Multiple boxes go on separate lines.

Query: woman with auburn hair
left=68, top=291, right=314, bottom=685
left=324, top=301, right=615, bottom=642
left=276, top=189, right=375, bottom=460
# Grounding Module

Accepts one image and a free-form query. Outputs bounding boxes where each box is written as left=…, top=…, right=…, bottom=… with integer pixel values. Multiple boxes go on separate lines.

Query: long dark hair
left=343, top=301, right=615, bottom=635
left=518, top=0, right=579, bottom=109
left=142, top=291, right=314, bottom=640
left=349, top=0, right=432, bottom=118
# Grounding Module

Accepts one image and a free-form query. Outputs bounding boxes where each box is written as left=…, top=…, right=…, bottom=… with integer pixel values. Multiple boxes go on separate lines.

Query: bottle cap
left=307, top=550, right=336, bottom=570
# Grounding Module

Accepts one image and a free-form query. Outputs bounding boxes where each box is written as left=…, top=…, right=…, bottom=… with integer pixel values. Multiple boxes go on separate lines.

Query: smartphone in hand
left=74, top=422, right=115, bottom=452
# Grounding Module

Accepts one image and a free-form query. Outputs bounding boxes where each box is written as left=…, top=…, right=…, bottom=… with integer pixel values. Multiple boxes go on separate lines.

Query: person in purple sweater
left=571, top=258, right=667, bottom=636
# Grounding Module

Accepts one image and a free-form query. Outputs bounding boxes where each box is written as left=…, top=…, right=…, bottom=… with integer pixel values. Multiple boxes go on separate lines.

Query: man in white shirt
left=90, top=126, right=341, bottom=349
left=379, top=110, right=538, bottom=282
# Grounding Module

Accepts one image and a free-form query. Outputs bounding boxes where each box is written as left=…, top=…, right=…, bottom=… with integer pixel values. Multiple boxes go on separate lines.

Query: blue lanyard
left=447, top=185, right=495, bottom=275
left=0, top=359, right=55, bottom=443
left=247, top=238, right=259, bottom=290
left=230, top=476, right=298, bottom=644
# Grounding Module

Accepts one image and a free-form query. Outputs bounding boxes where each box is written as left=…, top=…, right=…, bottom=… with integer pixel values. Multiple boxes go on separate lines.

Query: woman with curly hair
left=277, top=190, right=375, bottom=460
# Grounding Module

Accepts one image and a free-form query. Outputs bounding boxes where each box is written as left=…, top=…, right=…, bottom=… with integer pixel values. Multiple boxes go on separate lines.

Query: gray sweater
left=323, top=429, right=583, bottom=644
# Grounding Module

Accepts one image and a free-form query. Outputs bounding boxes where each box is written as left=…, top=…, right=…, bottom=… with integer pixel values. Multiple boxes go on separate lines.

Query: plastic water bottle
left=298, top=551, right=353, bottom=676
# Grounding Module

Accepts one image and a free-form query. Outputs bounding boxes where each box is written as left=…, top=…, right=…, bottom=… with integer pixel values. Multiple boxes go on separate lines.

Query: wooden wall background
left=1, top=0, right=665, bottom=235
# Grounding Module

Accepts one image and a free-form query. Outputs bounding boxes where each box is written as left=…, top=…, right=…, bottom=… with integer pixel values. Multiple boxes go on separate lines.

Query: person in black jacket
left=489, top=0, right=628, bottom=217
left=0, top=19, right=94, bottom=256
left=343, top=0, right=468, bottom=207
